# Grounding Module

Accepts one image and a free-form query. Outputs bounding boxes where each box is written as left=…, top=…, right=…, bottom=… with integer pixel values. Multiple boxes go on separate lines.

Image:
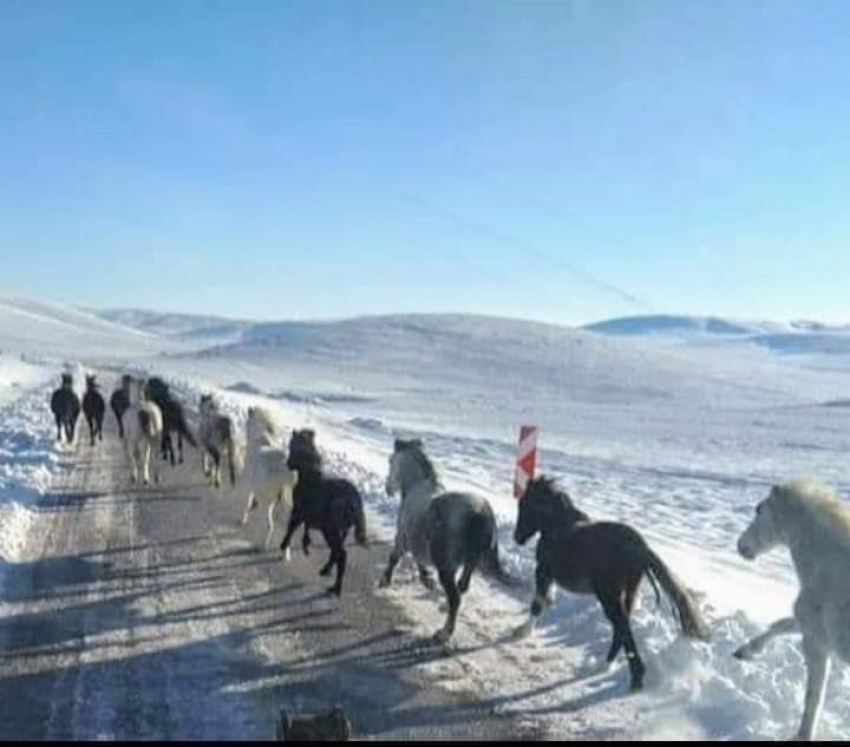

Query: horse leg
left=279, top=507, right=304, bottom=557
left=515, top=562, right=554, bottom=639
left=87, top=415, right=95, bottom=446
left=55, top=415, right=62, bottom=443
left=418, top=564, right=437, bottom=591
left=301, top=525, right=312, bottom=556
left=127, top=440, right=139, bottom=484
left=265, top=494, right=280, bottom=552
left=177, top=430, right=184, bottom=464
left=379, top=536, right=405, bottom=588
left=242, top=490, right=257, bottom=525
left=325, top=531, right=346, bottom=596
left=319, top=528, right=337, bottom=577
left=434, top=568, right=461, bottom=644
left=603, top=592, right=644, bottom=691
left=458, top=557, right=481, bottom=595
left=734, top=617, right=798, bottom=660
left=141, top=440, right=152, bottom=485
left=797, top=638, right=830, bottom=740
left=152, top=439, right=161, bottom=485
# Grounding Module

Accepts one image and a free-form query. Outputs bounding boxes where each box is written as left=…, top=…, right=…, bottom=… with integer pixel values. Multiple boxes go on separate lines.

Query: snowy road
left=0, top=409, right=541, bottom=740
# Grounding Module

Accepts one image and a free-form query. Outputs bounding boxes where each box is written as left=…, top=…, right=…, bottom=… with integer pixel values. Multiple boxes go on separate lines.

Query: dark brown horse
left=282, top=429, right=368, bottom=596
left=82, top=375, right=105, bottom=446
left=514, top=476, right=710, bottom=691
left=50, top=373, right=81, bottom=444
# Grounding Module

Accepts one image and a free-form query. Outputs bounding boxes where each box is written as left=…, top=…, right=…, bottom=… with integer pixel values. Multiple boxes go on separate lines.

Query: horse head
left=287, top=429, right=319, bottom=471
left=738, top=486, right=785, bottom=560
left=515, top=475, right=576, bottom=545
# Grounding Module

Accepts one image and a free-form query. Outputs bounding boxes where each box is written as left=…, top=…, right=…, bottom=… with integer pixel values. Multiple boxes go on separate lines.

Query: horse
left=123, top=377, right=164, bottom=486
left=50, top=373, right=81, bottom=445
left=380, top=438, right=516, bottom=644
left=145, top=377, right=197, bottom=466
left=514, top=475, right=711, bottom=691
left=281, top=429, right=368, bottom=596
left=110, top=374, right=132, bottom=439
left=243, top=407, right=301, bottom=555
left=198, top=394, right=237, bottom=487
left=735, top=479, right=850, bottom=740
left=82, top=374, right=105, bottom=446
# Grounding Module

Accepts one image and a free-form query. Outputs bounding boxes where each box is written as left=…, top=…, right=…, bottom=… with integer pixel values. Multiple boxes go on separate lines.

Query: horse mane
left=248, top=407, right=280, bottom=439
left=398, top=441, right=441, bottom=491
left=529, top=475, right=589, bottom=520
left=775, top=479, right=850, bottom=547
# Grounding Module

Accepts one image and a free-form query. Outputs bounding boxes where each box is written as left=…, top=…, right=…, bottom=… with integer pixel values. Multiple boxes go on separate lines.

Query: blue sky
left=1, top=1, right=848, bottom=325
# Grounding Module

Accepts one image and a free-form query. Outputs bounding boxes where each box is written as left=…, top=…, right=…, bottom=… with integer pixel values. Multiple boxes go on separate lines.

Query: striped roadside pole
left=514, top=425, right=538, bottom=500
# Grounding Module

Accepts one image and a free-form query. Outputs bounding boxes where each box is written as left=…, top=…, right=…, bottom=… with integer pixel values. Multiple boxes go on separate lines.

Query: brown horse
left=514, top=475, right=710, bottom=691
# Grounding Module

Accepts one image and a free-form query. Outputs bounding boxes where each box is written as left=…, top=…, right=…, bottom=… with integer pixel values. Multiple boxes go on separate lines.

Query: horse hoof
left=432, top=629, right=452, bottom=645
left=378, top=576, right=391, bottom=589
left=733, top=646, right=752, bottom=661
left=326, top=586, right=342, bottom=597
left=319, top=567, right=332, bottom=577
left=514, top=622, right=534, bottom=640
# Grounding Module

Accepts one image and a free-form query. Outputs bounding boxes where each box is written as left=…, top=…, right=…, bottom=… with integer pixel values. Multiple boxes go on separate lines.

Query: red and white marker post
left=514, top=425, right=538, bottom=500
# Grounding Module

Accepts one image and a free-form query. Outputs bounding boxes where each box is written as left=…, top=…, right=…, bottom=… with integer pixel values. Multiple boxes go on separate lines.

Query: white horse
left=123, top=378, right=164, bottom=486
left=198, top=394, right=238, bottom=488
left=243, top=407, right=299, bottom=556
left=736, top=479, right=850, bottom=740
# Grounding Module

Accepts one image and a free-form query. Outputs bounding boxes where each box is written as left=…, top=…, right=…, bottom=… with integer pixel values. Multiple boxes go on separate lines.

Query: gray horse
left=380, top=438, right=514, bottom=643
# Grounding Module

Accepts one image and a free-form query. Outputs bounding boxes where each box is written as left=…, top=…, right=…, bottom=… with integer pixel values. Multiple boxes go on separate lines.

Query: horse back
left=540, top=520, right=649, bottom=587
left=83, top=389, right=105, bottom=416
left=426, top=491, right=496, bottom=569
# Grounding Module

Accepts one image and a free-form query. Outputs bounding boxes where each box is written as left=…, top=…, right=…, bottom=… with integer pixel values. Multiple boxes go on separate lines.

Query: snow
left=2, top=295, right=850, bottom=739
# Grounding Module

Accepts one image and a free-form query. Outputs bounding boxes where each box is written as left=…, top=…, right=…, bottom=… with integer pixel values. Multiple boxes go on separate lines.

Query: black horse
left=145, top=377, right=197, bottom=465
left=110, top=375, right=132, bottom=439
left=82, top=375, right=105, bottom=446
left=50, top=373, right=81, bottom=444
left=281, top=429, right=368, bottom=596
left=515, top=476, right=711, bottom=691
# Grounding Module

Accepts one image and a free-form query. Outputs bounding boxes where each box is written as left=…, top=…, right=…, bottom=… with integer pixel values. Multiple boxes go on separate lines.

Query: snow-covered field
left=2, top=292, right=850, bottom=739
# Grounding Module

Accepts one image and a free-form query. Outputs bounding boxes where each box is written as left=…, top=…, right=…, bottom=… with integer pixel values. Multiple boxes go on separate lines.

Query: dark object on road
left=276, top=705, right=352, bottom=741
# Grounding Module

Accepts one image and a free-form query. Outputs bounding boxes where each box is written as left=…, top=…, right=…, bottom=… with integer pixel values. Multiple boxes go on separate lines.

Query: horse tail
left=481, top=536, right=523, bottom=588
left=352, top=492, right=368, bottom=547
left=226, top=430, right=237, bottom=486
left=177, top=410, right=198, bottom=448
left=459, top=506, right=520, bottom=588
left=644, top=548, right=711, bottom=641
left=139, top=410, right=156, bottom=439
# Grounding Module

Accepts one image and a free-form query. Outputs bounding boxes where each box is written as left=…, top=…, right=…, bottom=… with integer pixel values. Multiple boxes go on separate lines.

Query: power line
left=391, top=190, right=656, bottom=314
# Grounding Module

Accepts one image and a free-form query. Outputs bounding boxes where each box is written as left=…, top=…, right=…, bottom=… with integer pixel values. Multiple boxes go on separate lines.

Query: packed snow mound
left=584, top=315, right=762, bottom=337
left=181, top=312, right=850, bottom=412
left=94, top=308, right=252, bottom=345
left=584, top=314, right=850, bottom=339
left=0, top=293, right=173, bottom=360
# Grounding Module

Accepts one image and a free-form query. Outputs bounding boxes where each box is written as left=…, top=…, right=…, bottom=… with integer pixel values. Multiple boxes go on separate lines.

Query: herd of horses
left=48, top=372, right=850, bottom=740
